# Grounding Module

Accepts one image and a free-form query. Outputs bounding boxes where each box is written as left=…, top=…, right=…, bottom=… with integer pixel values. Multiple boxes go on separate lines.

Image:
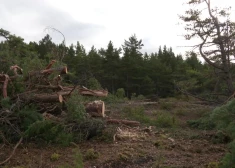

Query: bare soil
left=0, top=98, right=227, bottom=168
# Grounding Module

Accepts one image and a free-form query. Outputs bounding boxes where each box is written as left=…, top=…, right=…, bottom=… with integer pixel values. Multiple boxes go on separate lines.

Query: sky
left=0, top=0, right=235, bottom=56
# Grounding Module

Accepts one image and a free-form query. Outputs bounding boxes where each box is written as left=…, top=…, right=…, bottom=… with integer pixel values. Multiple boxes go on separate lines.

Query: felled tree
left=179, top=0, right=235, bottom=95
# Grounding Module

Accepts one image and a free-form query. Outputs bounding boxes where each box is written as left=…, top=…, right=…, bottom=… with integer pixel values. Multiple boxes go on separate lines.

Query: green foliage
left=116, top=88, right=125, bottom=99
left=84, top=148, right=100, bottom=160
left=187, top=100, right=235, bottom=167
left=220, top=140, right=235, bottom=168
left=123, top=106, right=177, bottom=128
left=187, top=117, right=216, bottom=130
left=207, top=162, right=219, bottom=168
left=123, top=106, right=152, bottom=125
left=50, top=153, right=60, bottom=161
left=95, top=126, right=116, bottom=142
left=102, top=93, right=128, bottom=104
left=159, top=102, right=175, bottom=110
left=154, top=112, right=177, bottom=128
left=87, top=77, right=102, bottom=90
left=24, top=120, right=72, bottom=145
left=0, top=97, right=11, bottom=109
left=71, top=119, right=105, bottom=142
left=66, top=93, right=86, bottom=122
left=17, top=105, right=43, bottom=130
left=210, top=100, right=235, bottom=135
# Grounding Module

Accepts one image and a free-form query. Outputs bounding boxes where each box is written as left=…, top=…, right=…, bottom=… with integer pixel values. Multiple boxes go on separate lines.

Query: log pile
left=0, top=60, right=108, bottom=118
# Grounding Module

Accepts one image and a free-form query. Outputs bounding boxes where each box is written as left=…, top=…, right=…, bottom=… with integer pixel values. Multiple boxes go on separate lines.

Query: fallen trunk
left=79, top=88, right=108, bottom=97
left=17, top=90, right=73, bottom=103
left=85, top=100, right=105, bottom=117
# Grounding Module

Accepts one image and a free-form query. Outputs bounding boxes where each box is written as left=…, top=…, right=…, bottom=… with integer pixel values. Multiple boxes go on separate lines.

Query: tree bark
left=79, top=88, right=108, bottom=97
left=18, top=90, right=72, bottom=103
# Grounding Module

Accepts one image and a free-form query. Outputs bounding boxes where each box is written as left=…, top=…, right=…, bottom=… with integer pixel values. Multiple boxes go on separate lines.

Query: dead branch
left=0, top=137, right=23, bottom=166
left=45, top=60, right=56, bottom=70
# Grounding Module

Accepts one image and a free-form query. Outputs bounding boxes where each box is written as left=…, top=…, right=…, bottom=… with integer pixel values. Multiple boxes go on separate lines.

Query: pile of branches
left=0, top=60, right=143, bottom=165
left=0, top=60, right=108, bottom=115
left=0, top=60, right=110, bottom=164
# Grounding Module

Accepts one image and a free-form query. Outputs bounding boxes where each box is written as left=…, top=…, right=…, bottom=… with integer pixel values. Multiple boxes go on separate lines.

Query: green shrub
left=95, top=126, right=116, bottom=142
left=84, top=148, right=100, bottom=160
left=24, top=120, right=72, bottom=145
left=116, top=88, right=125, bottom=99
left=123, top=106, right=152, bottom=125
left=102, top=93, right=128, bottom=104
left=159, top=102, right=174, bottom=110
left=87, top=77, right=101, bottom=90
left=71, top=119, right=105, bottom=142
left=187, top=118, right=215, bottom=130
left=154, top=112, right=177, bottom=128
left=207, top=162, right=219, bottom=168
left=131, top=93, right=137, bottom=100
left=17, top=105, right=43, bottom=130
left=210, top=100, right=235, bottom=138
left=1, top=97, right=11, bottom=109
left=220, top=140, right=235, bottom=168
left=50, top=153, right=60, bottom=161
left=123, top=106, right=177, bottom=128
left=66, top=93, right=86, bottom=122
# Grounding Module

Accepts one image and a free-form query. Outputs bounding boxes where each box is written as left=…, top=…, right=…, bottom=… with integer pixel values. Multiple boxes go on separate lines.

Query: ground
left=0, top=97, right=227, bottom=168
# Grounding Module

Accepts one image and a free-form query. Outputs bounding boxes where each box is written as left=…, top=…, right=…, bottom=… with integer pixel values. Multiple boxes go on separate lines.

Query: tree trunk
left=79, top=88, right=108, bottom=97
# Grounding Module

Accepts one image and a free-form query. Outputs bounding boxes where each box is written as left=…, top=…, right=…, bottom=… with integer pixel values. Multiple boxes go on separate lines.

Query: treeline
left=0, top=29, right=219, bottom=98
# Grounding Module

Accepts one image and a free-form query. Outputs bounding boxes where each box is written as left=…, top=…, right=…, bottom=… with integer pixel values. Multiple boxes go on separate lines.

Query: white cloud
left=0, top=0, right=234, bottom=55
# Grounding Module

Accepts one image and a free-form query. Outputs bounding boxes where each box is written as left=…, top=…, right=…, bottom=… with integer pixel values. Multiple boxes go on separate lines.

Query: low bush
left=24, top=120, right=73, bottom=146
left=220, top=140, right=235, bottom=168
left=66, top=93, right=86, bottom=122
left=159, top=101, right=175, bottom=111
left=154, top=112, right=177, bottom=128
left=84, top=148, right=100, bottom=160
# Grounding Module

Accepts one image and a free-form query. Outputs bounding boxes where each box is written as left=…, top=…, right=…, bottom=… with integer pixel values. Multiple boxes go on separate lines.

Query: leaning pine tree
left=179, top=0, right=235, bottom=96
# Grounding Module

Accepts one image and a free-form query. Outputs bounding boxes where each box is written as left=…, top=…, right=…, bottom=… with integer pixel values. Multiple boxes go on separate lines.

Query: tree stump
left=85, top=100, right=105, bottom=117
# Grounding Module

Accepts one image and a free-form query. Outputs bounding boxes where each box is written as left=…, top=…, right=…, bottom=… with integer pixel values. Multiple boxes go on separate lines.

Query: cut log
left=106, top=119, right=140, bottom=127
left=79, top=88, right=108, bottom=97
left=18, top=90, right=73, bottom=103
left=85, top=100, right=105, bottom=117
left=0, top=74, right=10, bottom=98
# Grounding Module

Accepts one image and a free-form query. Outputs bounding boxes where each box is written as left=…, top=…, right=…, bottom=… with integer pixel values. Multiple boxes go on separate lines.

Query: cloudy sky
left=0, top=0, right=235, bottom=55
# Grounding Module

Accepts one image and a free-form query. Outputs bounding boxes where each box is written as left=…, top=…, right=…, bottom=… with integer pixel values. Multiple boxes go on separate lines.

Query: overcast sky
left=0, top=0, right=235, bottom=55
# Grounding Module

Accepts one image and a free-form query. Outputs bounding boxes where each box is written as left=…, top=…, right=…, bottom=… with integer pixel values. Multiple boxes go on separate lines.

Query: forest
left=1, top=0, right=235, bottom=167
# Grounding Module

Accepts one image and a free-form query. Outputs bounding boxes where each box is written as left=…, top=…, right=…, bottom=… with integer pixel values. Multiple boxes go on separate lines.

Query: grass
left=122, top=106, right=177, bottom=128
